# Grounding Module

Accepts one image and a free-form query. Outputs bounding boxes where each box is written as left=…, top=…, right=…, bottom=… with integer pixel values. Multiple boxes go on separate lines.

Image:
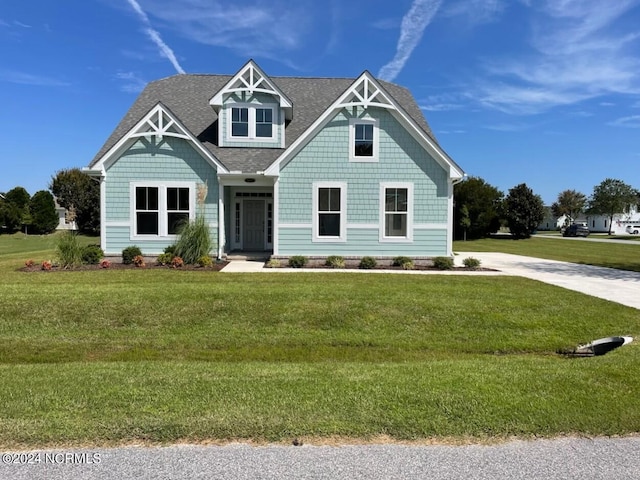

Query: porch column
left=218, top=182, right=225, bottom=259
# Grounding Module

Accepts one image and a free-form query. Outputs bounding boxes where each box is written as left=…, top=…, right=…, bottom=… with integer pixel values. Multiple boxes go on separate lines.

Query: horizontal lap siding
left=104, top=137, right=219, bottom=254
left=104, top=225, right=218, bottom=256
left=278, top=107, right=450, bottom=256
left=278, top=227, right=447, bottom=256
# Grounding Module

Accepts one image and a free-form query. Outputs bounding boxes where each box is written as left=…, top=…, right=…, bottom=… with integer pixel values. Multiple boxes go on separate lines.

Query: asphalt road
left=2, top=437, right=639, bottom=480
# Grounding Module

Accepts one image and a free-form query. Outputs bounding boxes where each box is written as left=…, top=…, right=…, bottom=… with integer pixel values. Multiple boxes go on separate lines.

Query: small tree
left=0, top=200, right=22, bottom=233
left=50, top=168, right=100, bottom=234
left=588, top=179, right=638, bottom=235
left=503, top=183, right=545, bottom=239
left=3, top=186, right=31, bottom=233
left=551, top=189, right=587, bottom=225
left=453, top=177, right=503, bottom=240
left=29, top=190, right=59, bottom=234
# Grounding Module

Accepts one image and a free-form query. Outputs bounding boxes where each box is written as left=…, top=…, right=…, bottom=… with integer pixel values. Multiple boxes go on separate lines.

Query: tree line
left=454, top=177, right=639, bottom=240
left=1, top=168, right=99, bottom=235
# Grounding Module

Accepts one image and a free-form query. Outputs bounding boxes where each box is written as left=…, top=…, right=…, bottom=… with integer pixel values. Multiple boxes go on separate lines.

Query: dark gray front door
left=243, top=199, right=265, bottom=250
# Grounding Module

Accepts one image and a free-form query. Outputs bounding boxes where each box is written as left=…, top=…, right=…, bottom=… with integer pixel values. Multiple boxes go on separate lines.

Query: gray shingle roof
left=90, top=72, right=441, bottom=173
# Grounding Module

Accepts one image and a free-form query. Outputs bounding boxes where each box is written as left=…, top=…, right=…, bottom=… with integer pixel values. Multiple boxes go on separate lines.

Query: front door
left=243, top=199, right=265, bottom=250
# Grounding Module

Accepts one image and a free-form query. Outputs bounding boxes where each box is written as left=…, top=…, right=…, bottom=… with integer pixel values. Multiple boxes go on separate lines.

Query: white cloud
left=13, top=20, right=31, bottom=28
left=378, top=0, right=443, bottom=82
left=371, top=18, right=400, bottom=30
left=472, top=0, right=640, bottom=114
left=608, top=115, right=640, bottom=128
left=0, top=71, right=70, bottom=87
left=484, top=123, right=531, bottom=132
left=134, top=0, right=319, bottom=67
left=125, top=0, right=185, bottom=74
left=419, top=93, right=466, bottom=111
left=115, top=72, right=147, bottom=93
left=443, top=0, right=505, bottom=24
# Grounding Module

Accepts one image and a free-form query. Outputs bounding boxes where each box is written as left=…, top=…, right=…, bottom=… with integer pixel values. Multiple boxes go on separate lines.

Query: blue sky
left=1, top=0, right=639, bottom=204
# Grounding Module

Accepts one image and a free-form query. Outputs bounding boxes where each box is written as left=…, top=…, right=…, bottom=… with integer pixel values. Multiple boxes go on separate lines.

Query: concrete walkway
left=455, top=252, right=640, bottom=310
left=221, top=253, right=640, bottom=310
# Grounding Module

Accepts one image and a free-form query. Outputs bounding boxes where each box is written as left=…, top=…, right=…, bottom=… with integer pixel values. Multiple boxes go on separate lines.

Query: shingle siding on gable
left=276, top=107, right=449, bottom=256
left=279, top=108, right=448, bottom=224
left=103, top=137, right=219, bottom=255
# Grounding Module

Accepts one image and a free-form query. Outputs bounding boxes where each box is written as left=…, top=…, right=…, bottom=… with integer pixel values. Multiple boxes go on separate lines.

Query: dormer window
left=228, top=104, right=276, bottom=141
left=231, top=107, right=249, bottom=137
left=255, top=108, right=273, bottom=137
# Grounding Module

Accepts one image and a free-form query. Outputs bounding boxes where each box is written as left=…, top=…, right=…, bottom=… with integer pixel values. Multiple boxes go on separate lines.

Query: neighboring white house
left=539, top=206, right=640, bottom=234
left=54, top=199, right=77, bottom=230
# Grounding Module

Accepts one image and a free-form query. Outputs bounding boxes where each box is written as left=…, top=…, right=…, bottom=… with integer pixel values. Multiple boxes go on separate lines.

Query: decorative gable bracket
left=90, top=102, right=228, bottom=174
left=130, top=105, right=190, bottom=142
left=209, top=60, right=293, bottom=119
left=336, top=74, right=396, bottom=110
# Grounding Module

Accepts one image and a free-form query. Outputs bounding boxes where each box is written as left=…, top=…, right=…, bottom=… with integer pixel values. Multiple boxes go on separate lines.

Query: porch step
left=225, top=252, right=270, bottom=261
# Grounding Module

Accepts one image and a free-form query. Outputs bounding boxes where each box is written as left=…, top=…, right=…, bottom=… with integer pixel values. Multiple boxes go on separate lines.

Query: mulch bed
left=20, top=261, right=229, bottom=272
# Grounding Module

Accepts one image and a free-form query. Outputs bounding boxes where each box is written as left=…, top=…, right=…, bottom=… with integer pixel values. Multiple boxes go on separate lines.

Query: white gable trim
left=92, top=103, right=228, bottom=174
left=265, top=71, right=464, bottom=179
left=209, top=60, right=293, bottom=118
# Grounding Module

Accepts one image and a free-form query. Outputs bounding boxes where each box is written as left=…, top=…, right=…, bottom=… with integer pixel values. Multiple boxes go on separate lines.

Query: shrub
left=25, top=259, right=35, bottom=268
left=197, top=255, right=213, bottom=267
left=122, top=246, right=142, bottom=265
left=433, top=256, right=454, bottom=270
left=392, top=256, right=414, bottom=270
left=133, top=255, right=145, bottom=268
left=171, top=256, right=184, bottom=268
left=174, top=216, right=211, bottom=265
left=164, top=245, right=176, bottom=255
left=56, top=231, right=83, bottom=268
left=81, top=244, right=104, bottom=265
left=99, top=259, right=111, bottom=269
left=41, top=260, right=52, bottom=271
left=463, top=257, right=482, bottom=269
left=359, top=256, right=377, bottom=269
left=266, top=259, right=281, bottom=268
left=157, top=253, right=173, bottom=266
left=288, top=256, right=308, bottom=268
left=325, top=255, right=345, bottom=268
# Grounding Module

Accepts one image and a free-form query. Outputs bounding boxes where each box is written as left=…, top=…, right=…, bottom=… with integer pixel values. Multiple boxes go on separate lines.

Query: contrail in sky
left=378, top=0, right=442, bottom=82
left=125, top=0, right=186, bottom=74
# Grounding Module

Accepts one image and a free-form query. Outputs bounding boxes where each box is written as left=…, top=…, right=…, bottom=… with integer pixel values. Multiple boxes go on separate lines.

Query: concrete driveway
left=455, top=252, right=640, bottom=310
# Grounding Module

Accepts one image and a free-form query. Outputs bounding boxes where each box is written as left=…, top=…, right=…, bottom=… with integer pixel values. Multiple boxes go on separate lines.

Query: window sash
left=256, top=108, right=273, bottom=138
left=231, top=107, right=249, bottom=137
left=135, top=187, right=159, bottom=235
left=354, top=124, right=374, bottom=157
left=384, top=188, right=409, bottom=237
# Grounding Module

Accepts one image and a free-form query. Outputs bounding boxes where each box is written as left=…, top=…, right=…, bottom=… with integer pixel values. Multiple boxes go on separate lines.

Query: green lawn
left=454, top=236, right=640, bottom=272
left=0, top=234, right=638, bottom=447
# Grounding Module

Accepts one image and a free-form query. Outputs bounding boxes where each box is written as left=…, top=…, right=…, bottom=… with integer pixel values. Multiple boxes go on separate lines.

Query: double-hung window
left=166, top=187, right=190, bottom=234
left=349, top=118, right=379, bottom=161
left=313, top=182, right=346, bottom=242
left=228, top=104, right=276, bottom=140
left=255, top=108, right=273, bottom=138
left=135, top=187, right=159, bottom=235
left=231, top=107, right=249, bottom=137
left=380, top=183, right=413, bottom=241
left=132, top=182, right=194, bottom=239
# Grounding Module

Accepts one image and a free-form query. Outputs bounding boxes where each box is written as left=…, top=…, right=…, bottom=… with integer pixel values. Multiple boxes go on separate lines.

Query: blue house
left=86, top=60, right=464, bottom=259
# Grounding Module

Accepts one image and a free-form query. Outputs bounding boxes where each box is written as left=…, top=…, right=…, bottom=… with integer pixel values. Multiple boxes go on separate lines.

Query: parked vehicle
left=626, top=225, right=640, bottom=235
left=563, top=224, right=590, bottom=237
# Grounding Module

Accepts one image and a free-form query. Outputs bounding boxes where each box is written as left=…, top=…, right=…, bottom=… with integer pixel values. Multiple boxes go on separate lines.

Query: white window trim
left=379, top=182, right=413, bottom=242
left=312, top=182, right=347, bottom=242
left=130, top=181, right=196, bottom=241
left=227, top=103, right=277, bottom=141
left=349, top=118, right=379, bottom=162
